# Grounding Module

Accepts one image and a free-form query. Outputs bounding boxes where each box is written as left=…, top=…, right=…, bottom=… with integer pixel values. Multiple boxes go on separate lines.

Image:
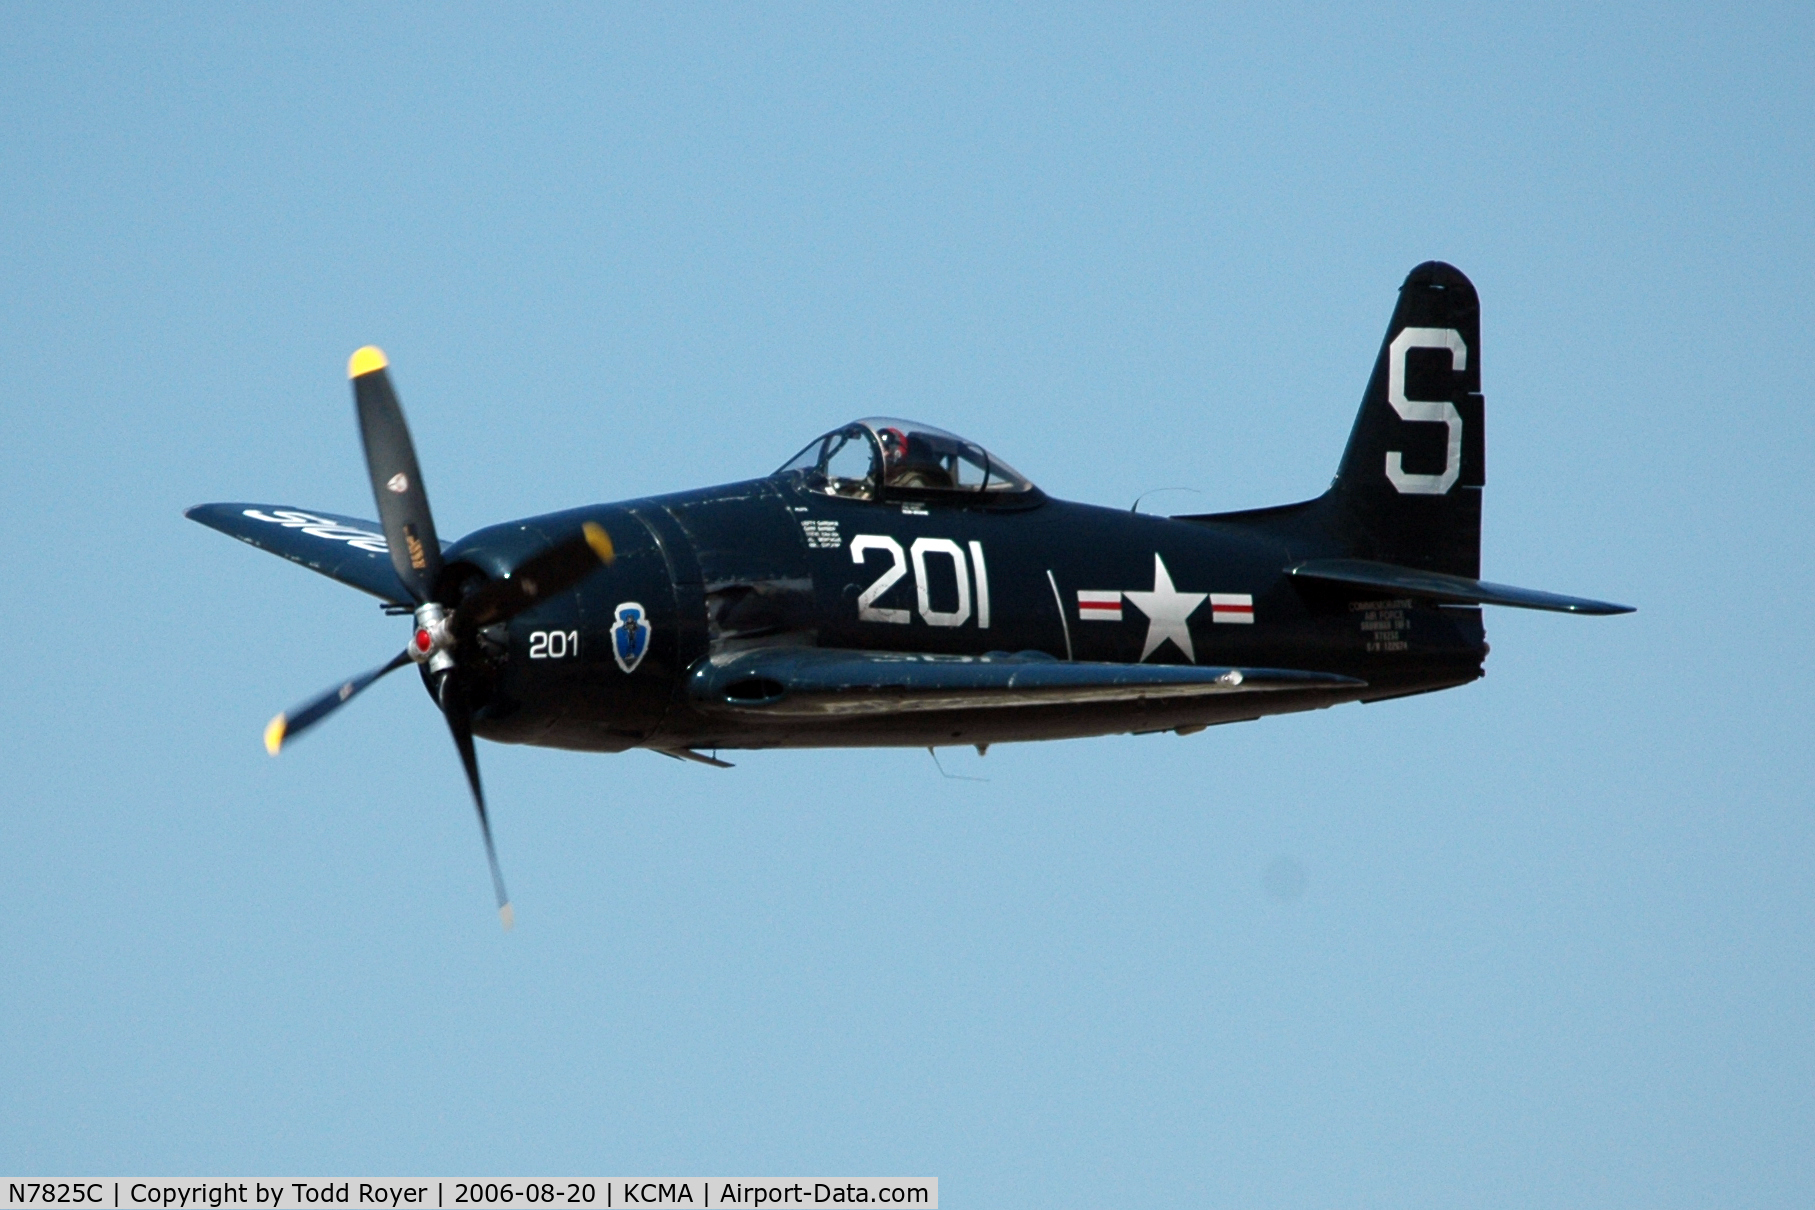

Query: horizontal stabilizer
left=1290, top=558, right=1633, bottom=615
left=689, top=647, right=1363, bottom=718
left=185, top=503, right=439, bottom=604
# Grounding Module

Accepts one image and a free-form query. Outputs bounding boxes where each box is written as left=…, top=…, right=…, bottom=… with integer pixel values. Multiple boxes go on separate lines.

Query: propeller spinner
left=261, top=347, right=614, bottom=928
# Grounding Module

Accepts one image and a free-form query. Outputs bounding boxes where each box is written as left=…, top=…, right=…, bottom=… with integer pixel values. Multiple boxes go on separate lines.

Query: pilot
left=878, top=426, right=954, bottom=489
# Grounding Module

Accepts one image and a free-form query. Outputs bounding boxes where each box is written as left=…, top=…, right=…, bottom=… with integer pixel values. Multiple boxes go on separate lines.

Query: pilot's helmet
left=877, top=426, right=909, bottom=466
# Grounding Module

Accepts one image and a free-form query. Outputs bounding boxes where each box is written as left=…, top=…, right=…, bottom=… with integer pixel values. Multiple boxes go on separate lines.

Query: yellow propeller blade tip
left=263, top=714, right=287, bottom=756
left=583, top=521, right=615, bottom=565
left=348, top=345, right=389, bottom=379
left=500, top=903, right=515, bottom=931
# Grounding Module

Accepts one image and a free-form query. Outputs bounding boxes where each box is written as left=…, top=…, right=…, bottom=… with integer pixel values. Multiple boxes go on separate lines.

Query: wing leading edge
left=688, top=647, right=1364, bottom=719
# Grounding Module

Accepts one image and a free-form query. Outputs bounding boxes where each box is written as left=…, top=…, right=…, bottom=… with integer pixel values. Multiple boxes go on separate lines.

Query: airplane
left=188, top=261, right=1631, bottom=925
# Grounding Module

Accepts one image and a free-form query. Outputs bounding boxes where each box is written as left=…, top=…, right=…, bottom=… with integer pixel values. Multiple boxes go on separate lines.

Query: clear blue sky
left=3, top=4, right=1810, bottom=1204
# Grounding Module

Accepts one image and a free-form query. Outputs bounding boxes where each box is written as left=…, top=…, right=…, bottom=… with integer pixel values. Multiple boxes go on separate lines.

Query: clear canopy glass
left=776, top=417, right=1034, bottom=499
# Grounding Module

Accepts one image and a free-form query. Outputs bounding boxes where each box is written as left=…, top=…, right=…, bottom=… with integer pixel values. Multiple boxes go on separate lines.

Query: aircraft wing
left=1289, top=558, right=1634, bottom=615
left=688, top=647, right=1363, bottom=718
left=186, top=503, right=425, bottom=604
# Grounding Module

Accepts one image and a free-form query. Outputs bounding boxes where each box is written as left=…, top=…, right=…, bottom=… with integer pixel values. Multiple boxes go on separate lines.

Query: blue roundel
left=610, top=601, right=650, bottom=673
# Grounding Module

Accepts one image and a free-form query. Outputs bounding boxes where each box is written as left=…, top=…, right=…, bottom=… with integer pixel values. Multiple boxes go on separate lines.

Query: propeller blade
left=438, top=670, right=514, bottom=929
left=265, top=650, right=412, bottom=755
left=451, top=522, right=615, bottom=640
left=350, top=347, right=444, bottom=605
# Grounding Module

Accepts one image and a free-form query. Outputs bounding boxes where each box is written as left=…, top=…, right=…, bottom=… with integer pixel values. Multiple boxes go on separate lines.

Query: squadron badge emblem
left=611, top=601, right=651, bottom=674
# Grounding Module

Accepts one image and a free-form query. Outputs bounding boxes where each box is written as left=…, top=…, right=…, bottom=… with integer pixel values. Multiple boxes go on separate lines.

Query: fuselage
left=443, top=475, right=1487, bottom=753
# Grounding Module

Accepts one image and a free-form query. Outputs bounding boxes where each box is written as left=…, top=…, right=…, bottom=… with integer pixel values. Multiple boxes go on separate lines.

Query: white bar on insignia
left=23, top=1180, right=939, bottom=1209
left=1210, top=593, right=1254, bottom=623
left=1077, top=590, right=1121, bottom=620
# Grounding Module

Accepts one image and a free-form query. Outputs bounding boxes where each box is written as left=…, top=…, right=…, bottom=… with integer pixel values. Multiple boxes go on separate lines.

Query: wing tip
left=348, top=346, right=389, bottom=379
left=263, top=714, right=287, bottom=756
left=499, top=902, right=515, bottom=931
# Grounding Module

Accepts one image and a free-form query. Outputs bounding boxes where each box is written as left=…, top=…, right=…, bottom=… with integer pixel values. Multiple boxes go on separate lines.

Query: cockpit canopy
left=775, top=417, right=1035, bottom=500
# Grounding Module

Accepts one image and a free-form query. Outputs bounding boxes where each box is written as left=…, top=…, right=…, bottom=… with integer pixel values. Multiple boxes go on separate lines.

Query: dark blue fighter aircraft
left=190, top=262, right=1631, bottom=924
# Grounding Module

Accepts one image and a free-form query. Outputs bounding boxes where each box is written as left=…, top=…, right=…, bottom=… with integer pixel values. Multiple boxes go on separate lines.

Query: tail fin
left=1328, top=261, right=1485, bottom=578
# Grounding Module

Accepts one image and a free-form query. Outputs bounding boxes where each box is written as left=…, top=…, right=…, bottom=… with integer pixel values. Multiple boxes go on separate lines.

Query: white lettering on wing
left=241, top=508, right=390, bottom=553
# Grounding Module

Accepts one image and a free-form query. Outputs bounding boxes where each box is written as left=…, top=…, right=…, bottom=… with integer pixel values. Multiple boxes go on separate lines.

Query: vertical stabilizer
left=1329, top=261, right=1484, bottom=577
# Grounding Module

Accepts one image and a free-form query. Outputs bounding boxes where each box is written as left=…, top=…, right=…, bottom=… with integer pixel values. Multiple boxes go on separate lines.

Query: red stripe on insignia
left=1077, top=590, right=1122, bottom=620
left=1211, top=592, right=1254, bottom=623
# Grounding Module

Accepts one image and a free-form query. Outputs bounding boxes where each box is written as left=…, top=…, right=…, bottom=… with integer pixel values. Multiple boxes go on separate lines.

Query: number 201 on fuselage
left=851, top=534, right=991, bottom=628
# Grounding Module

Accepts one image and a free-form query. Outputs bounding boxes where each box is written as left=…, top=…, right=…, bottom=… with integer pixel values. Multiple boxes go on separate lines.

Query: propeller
left=264, top=650, right=412, bottom=755
left=263, top=346, right=614, bottom=928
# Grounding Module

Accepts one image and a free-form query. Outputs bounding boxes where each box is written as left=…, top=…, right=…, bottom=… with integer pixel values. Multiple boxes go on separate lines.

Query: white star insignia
left=1122, top=553, right=1207, bottom=663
